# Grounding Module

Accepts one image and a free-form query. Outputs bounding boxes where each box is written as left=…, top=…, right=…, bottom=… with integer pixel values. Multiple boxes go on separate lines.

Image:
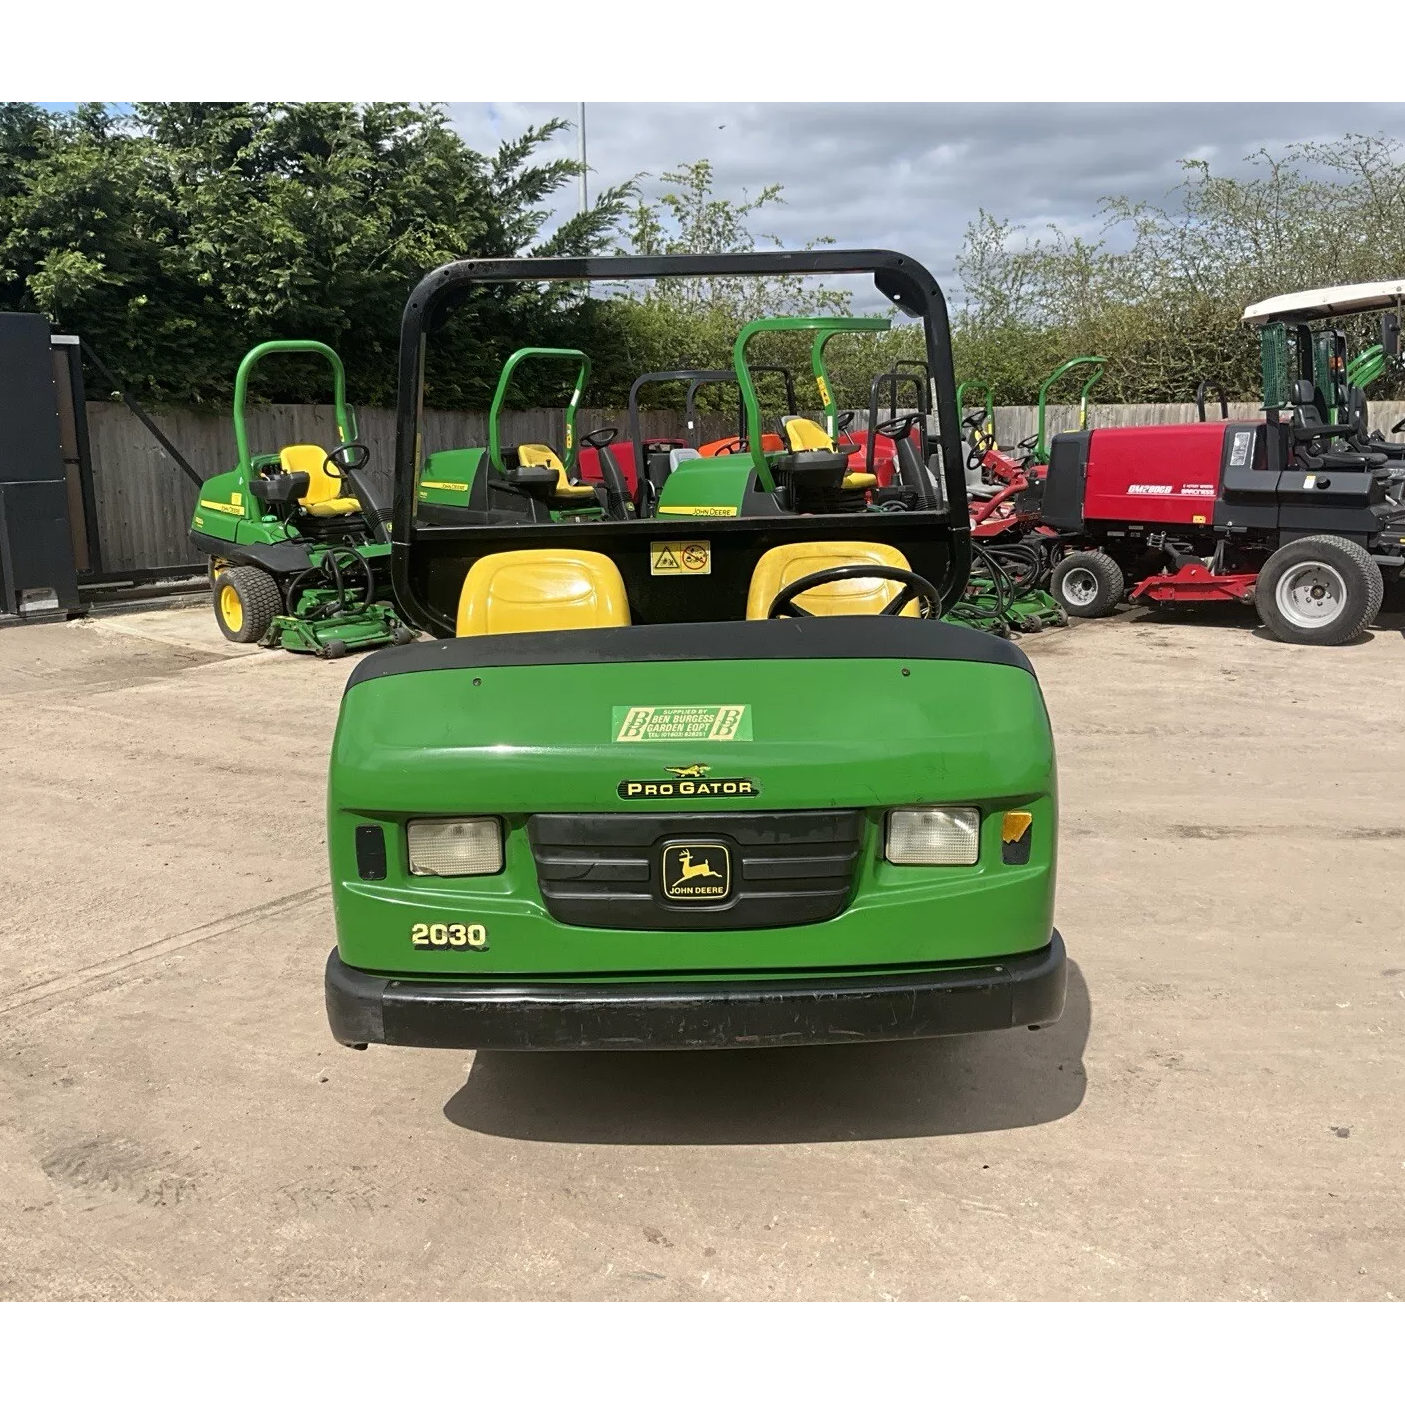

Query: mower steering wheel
left=876, top=414, right=922, bottom=440
left=766, top=565, right=942, bottom=620
left=582, top=426, right=618, bottom=449
left=1393, top=417, right=1405, bottom=435
left=1016, top=435, right=1038, bottom=452
left=323, top=441, right=371, bottom=479
left=714, top=438, right=746, bottom=456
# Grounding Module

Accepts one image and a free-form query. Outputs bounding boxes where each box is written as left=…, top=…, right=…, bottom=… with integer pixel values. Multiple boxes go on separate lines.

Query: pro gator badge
left=617, top=764, right=760, bottom=801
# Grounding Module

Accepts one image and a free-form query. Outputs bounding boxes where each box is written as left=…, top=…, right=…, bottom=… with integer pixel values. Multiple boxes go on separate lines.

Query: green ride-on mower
left=190, top=340, right=413, bottom=658
left=416, top=345, right=633, bottom=526
left=322, top=250, right=1066, bottom=1055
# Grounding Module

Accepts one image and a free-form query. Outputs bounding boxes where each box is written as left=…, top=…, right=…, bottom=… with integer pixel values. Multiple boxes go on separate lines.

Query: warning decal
left=613, top=705, right=752, bottom=743
left=650, top=540, right=712, bottom=575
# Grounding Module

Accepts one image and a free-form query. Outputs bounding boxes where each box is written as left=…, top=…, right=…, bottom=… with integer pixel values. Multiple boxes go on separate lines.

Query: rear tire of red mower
left=1050, top=551, right=1124, bottom=618
left=1255, top=535, right=1383, bottom=645
left=212, top=565, right=281, bottom=644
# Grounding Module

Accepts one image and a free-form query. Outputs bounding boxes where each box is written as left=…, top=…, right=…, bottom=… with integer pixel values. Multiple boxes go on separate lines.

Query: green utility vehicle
left=324, top=251, right=1065, bottom=1053
left=190, top=340, right=412, bottom=657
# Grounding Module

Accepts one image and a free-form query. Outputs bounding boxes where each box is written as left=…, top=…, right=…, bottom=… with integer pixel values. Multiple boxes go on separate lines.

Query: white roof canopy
left=1242, top=280, right=1405, bottom=325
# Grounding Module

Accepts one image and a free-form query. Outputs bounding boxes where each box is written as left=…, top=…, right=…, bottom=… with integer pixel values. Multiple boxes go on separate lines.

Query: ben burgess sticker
left=613, top=705, right=752, bottom=743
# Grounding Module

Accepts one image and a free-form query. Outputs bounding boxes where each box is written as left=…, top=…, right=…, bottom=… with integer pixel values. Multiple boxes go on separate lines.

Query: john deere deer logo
left=661, top=841, right=731, bottom=901
left=665, top=764, right=710, bottom=779
left=676, top=848, right=720, bottom=881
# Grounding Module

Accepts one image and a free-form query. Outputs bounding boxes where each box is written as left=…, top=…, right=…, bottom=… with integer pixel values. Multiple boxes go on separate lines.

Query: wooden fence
left=84, top=399, right=1405, bottom=577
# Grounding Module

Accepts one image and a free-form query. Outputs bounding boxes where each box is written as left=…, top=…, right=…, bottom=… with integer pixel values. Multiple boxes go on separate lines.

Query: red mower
left=1041, top=282, right=1405, bottom=645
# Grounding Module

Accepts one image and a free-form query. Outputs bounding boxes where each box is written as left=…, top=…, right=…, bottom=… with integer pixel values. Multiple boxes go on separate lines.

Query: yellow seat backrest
left=456, top=550, right=631, bottom=637
left=516, top=443, right=565, bottom=472
left=281, top=444, right=352, bottom=507
left=515, top=443, right=597, bottom=500
left=745, top=541, right=920, bottom=620
left=782, top=417, right=835, bottom=452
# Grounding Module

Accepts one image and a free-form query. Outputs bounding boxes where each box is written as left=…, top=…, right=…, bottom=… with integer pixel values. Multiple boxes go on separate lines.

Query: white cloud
left=445, top=102, right=1405, bottom=300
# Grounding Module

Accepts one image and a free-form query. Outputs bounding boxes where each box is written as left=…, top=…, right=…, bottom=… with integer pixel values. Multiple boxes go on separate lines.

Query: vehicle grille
left=527, top=809, right=864, bottom=931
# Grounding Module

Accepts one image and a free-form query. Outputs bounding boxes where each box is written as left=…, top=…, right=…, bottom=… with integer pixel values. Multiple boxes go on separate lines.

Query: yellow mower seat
left=779, top=417, right=878, bottom=491
left=745, top=541, right=920, bottom=620
left=282, top=444, right=361, bottom=517
left=516, top=443, right=599, bottom=502
left=456, top=549, right=631, bottom=637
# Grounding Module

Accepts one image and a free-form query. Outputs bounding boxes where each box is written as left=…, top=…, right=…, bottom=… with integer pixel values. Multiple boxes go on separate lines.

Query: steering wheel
left=714, top=437, right=747, bottom=456
left=323, top=441, right=371, bottom=479
left=876, top=414, right=922, bottom=441
left=1392, top=417, right=1405, bottom=435
left=582, top=426, right=618, bottom=449
left=766, top=565, right=942, bottom=620
left=836, top=410, right=856, bottom=432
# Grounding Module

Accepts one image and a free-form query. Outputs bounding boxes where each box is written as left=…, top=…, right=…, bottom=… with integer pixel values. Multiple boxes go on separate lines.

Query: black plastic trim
left=344, top=614, right=1035, bottom=691
left=527, top=808, right=862, bottom=931
left=324, top=931, right=1067, bottom=1051
left=355, top=824, right=388, bottom=882
left=189, top=530, right=313, bottom=575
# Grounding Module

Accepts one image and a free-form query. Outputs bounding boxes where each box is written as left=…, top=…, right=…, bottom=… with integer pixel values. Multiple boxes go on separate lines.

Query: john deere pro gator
left=324, top=251, right=1066, bottom=1053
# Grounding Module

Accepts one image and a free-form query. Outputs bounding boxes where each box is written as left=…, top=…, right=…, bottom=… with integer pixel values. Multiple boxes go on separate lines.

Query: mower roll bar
left=233, top=340, right=356, bottom=477
left=1195, top=379, right=1229, bottom=422
left=806, top=323, right=890, bottom=443
left=392, top=250, right=969, bottom=635
left=686, top=365, right=799, bottom=447
left=1032, top=356, right=1106, bottom=464
left=733, top=316, right=890, bottom=489
left=488, top=346, right=590, bottom=475
left=868, top=362, right=933, bottom=479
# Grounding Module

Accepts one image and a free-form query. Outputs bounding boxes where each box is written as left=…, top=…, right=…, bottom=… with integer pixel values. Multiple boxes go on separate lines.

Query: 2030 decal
left=410, top=922, right=488, bottom=950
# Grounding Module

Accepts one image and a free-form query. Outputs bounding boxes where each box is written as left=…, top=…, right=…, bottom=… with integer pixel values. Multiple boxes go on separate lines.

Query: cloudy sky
left=449, top=102, right=1405, bottom=299
left=40, top=100, right=1405, bottom=302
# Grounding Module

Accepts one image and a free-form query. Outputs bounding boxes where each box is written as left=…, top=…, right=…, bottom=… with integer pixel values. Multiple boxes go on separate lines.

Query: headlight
left=406, top=817, right=504, bottom=876
left=885, top=807, right=981, bottom=865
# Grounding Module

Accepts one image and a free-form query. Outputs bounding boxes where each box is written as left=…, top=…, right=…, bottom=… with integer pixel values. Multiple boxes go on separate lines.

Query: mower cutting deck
left=323, top=249, right=1065, bottom=1054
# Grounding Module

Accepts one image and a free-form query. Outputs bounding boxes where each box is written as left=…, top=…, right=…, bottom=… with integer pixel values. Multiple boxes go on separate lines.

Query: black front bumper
left=325, top=932, right=1067, bottom=1052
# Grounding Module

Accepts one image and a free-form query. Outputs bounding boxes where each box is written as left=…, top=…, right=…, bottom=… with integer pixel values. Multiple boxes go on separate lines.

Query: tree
left=0, top=102, right=634, bottom=408
left=609, top=159, right=854, bottom=414
left=951, top=136, right=1405, bottom=403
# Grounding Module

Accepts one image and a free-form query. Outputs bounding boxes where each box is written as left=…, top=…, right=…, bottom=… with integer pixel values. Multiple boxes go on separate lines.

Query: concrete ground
left=1, top=593, right=1402, bottom=1302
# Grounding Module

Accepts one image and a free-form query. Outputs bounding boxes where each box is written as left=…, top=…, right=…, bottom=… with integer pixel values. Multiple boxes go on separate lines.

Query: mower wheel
left=321, top=639, right=349, bottom=661
left=1051, top=551, right=1124, bottom=618
left=1256, top=535, right=1383, bottom=646
left=392, top=626, right=417, bottom=646
left=212, top=566, right=281, bottom=644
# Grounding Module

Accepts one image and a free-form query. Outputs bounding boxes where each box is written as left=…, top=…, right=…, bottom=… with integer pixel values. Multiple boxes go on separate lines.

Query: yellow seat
left=745, top=541, right=921, bottom=620
left=779, top=418, right=877, bottom=491
left=516, top=443, right=598, bottom=502
left=282, top=444, right=362, bottom=517
left=456, top=550, right=631, bottom=637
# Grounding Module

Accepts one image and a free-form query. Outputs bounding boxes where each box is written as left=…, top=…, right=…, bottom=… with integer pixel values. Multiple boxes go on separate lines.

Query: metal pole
left=578, top=102, right=588, bottom=214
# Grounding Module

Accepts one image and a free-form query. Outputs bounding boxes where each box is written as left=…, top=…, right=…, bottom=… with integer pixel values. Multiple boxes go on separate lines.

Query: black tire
left=1050, top=551, right=1124, bottom=618
left=321, top=639, right=349, bottom=661
left=212, top=565, right=281, bottom=644
left=1255, top=535, right=1384, bottom=646
left=392, top=626, right=417, bottom=646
